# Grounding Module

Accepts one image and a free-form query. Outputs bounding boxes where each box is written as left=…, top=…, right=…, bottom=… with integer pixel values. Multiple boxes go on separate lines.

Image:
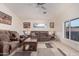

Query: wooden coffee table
left=23, top=38, right=37, bottom=51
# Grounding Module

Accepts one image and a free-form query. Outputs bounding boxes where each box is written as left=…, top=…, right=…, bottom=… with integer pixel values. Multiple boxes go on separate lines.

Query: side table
left=23, top=38, right=37, bottom=51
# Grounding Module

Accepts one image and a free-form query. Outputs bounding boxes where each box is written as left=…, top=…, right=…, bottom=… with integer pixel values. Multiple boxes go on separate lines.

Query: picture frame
left=23, top=22, right=30, bottom=28
left=50, top=22, right=54, bottom=28
left=0, top=11, right=12, bottom=25
left=33, top=23, right=47, bottom=28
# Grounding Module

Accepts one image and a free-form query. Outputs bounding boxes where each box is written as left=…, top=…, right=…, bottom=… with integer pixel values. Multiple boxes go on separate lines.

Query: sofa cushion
left=0, top=34, right=10, bottom=42
left=9, top=31, right=20, bottom=41
left=0, top=30, right=10, bottom=37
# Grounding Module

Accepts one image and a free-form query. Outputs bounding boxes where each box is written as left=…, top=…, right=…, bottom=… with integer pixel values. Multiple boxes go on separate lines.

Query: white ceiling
left=4, top=3, right=60, bottom=20
left=4, top=3, right=79, bottom=21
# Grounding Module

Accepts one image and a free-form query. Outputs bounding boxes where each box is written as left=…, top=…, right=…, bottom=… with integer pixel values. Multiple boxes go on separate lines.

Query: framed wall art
left=23, top=22, right=30, bottom=28
left=0, top=11, right=12, bottom=25
left=50, top=22, right=54, bottom=28
left=33, top=23, right=48, bottom=28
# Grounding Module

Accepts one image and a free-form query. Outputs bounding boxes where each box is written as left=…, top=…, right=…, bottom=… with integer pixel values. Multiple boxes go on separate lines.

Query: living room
left=1, top=3, right=79, bottom=56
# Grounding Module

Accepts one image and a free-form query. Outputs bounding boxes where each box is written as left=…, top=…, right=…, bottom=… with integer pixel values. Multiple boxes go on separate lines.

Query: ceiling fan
left=37, top=3, right=46, bottom=10
left=36, top=3, right=47, bottom=14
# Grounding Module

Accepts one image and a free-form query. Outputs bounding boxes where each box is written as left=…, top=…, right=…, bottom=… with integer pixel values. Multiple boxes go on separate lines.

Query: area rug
left=13, top=51, right=31, bottom=56
left=37, top=48, right=55, bottom=56
left=45, top=43, right=53, bottom=48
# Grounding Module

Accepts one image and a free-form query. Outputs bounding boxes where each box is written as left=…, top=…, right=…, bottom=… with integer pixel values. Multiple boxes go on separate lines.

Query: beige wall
left=0, top=4, right=23, bottom=35
left=54, top=4, right=79, bottom=51
left=22, top=19, right=54, bottom=34
left=0, top=4, right=54, bottom=35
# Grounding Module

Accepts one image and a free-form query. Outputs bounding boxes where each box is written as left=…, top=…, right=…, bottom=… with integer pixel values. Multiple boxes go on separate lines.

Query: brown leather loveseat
left=0, top=30, right=20, bottom=56
left=30, top=31, right=51, bottom=41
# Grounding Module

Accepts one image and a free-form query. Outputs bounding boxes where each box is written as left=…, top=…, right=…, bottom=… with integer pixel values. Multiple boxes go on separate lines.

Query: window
left=33, top=23, right=47, bottom=28
left=64, top=21, right=70, bottom=39
left=64, top=18, right=79, bottom=42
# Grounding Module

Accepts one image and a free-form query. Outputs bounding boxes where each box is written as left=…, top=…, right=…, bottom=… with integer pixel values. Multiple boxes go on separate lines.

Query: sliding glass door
left=64, top=21, right=70, bottom=39
left=71, top=19, right=79, bottom=41
left=64, top=18, right=79, bottom=42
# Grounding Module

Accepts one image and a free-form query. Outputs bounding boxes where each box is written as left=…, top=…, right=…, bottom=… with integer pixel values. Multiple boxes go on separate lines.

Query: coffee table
left=23, top=38, right=37, bottom=51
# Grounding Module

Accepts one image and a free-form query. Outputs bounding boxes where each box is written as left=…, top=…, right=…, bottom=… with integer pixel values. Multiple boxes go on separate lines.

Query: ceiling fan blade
left=37, top=3, right=46, bottom=5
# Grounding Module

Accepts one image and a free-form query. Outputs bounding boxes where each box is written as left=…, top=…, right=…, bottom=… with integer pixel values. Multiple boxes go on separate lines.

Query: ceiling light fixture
left=43, top=11, right=47, bottom=14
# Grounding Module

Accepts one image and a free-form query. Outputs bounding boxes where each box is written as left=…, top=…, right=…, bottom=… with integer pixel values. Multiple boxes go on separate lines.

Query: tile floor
left=10, top=40, right=79, bottom=56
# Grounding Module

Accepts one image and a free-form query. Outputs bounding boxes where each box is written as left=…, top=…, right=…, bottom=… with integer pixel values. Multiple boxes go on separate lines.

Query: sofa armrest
left=0, top=41, right=10, bottom=55
left=0, top=41, right=10, bottom=45
left=9, top=41, right=19, bottom=52
left=0, top=41, right=19, bottom=53
left=0, top=41, right=19, bottom=45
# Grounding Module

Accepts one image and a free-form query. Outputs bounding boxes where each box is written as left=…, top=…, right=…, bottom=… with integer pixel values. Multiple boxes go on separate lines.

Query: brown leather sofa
left=0, top=30, right=20, bottom=56
left=30, top=31, right=51, bottom=41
